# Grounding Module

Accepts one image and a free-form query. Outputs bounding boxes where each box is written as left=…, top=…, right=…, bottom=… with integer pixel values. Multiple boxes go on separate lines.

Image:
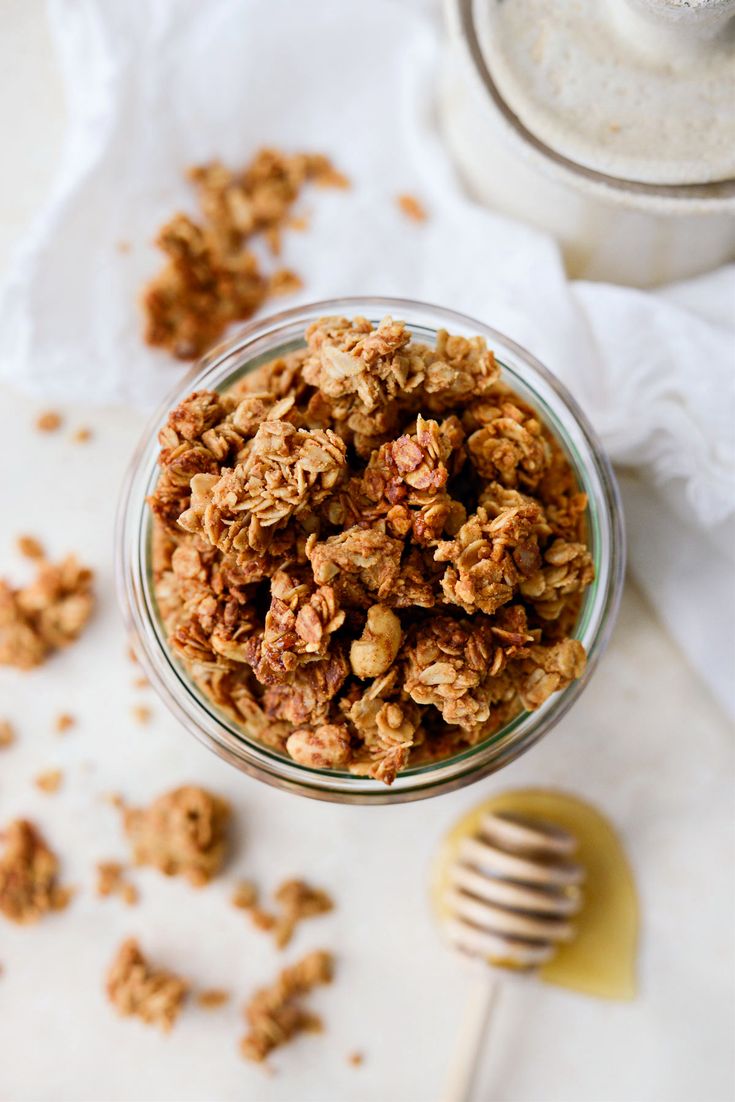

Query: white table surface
left=1, top=5, right=733, bottom=1102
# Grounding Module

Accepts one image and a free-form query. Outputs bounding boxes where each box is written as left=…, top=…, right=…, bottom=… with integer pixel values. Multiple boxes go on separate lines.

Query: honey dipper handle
left=441, top=969, right=500, bottom=1102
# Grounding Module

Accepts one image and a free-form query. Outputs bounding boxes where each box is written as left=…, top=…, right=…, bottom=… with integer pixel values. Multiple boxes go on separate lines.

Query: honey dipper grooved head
left=442, top=811, right=585, bottom=971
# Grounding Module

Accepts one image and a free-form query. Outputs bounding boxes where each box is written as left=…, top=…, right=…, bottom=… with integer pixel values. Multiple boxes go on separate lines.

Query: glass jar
left=116, top=297, right=625, bottom=804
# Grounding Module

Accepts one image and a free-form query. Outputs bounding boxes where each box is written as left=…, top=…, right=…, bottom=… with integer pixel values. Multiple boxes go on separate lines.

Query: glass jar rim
left=116, top=296, right=625, bottom=804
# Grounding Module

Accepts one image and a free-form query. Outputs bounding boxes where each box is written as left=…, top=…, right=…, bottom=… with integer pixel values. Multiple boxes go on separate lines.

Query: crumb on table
left=16, top=535, right=45, bottom=561
left=96, top=861, right=139, bottom=906
left=142, top=148, right=348, bottom=361
left=0, top=552, right=94, bottom=670
left=232, top=878, right=333, bottom=949
left=0, top=819, right=72, bottom=924
left=196, top=988, right=230, bottom=1009
left=123, top=786, right=230, bottom=886
left=54, top=713, right=76, bottom=734
left=397, top=193, right=428, bottom=222
left=231, top=880, right=258, bottom=910
left=35, top=411, right=62, bottom=433
left=240, top=950, right=333, bottom=1063
left=131, top=705, right=151, bottom=725
left=106, top=938, right=188, bottom=1031
left=0, top=720, right=15, bottom=748
left=35, top=769, right=63, bottom=795
left=71, top=427, right=93, bottom=444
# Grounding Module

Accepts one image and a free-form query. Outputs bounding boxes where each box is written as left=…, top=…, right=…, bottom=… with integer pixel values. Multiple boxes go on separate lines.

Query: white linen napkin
left=1, top=0, right=733, bottom=716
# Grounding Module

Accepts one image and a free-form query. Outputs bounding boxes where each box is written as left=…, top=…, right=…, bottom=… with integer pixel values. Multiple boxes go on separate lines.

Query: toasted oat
left=35, top=769, right=63, bottom=794
left=16, top=535, right=45, bottom=561
left=131, top=705, right=151, bottom=725
left=348, top=1051, right=364, bottom=1067
left=0, top=819, right=72, bottom=924
left=235, top=878, right=334, bottom=949
left=0, top=553, right=94, bottom=670
left=143, top=149, right=348, bottom=360
left=71, top=427, right=92, bottom=444
left=196, top=988, right=230, bottom=1009
left=271, top=879, right=334, bottom=949
left=268, top=268, right=303, bottom=297
left=232, top=880, right=258, bottom=910
left=0, top=720, right=15, bottom=748
left=35, top=410, right=62, bottom=433
left=106, top=938, right=188, bottom=1031
left=54, top=712, right=75, bottom=734
left=148, top=316, right=593, bottom=783
left=240, top=950, right=333, bottom=1063
left=123, top=786, right=230, bottom=886
left=397, top=193, right=427, bottom=222
left=96, top=861, right=139, bottom=906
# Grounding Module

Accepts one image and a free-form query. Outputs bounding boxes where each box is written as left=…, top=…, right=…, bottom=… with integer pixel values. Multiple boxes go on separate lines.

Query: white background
left=0, top=3, right=733, bottom=1101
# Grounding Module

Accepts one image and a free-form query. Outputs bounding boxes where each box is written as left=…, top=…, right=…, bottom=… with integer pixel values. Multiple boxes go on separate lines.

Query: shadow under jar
left=116, top=297, right=624, bottom=804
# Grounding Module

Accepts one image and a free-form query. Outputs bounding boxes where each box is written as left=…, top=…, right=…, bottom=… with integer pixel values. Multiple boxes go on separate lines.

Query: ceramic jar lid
left=472, top=0, right=735, bottom=186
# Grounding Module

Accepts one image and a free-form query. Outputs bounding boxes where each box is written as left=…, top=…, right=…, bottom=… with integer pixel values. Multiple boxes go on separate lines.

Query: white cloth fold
left=1, top=0, right=733, bottom=715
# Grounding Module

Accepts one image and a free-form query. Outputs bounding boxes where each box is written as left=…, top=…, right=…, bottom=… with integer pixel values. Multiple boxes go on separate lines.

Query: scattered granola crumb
left=107, top=938, right=188, bottom=1031
left=35, top=410, right=62, bottom=433
left=142, top=149, right=348, bottom=360
left=127, top=646, right=138, bottom=664
left=268, top=268, right=304, bottom=297
left=96, top=861, right=139, bottom=906
left=0, top=819, right=72, bottom=924
left=132, top=676, right=149, bottom=690
left=287, top=215, right=309, bottom=232
left=397, top=193, right=428, bottom=222
left=196, top=988, right=230, bottom=1009
left=0, top=720, right=15, bottom=748
left=314, top=165, right=349, bottom=189
left=105, top=792, right=126, bottom=811
left=240, top=950, right=333, bottom=1063
left=35, top=768, right=63, bottom=794
left=71, top=427, right=93, bottom=444
left=348, top=1051, right=364, bottom=1067
left=131, top=705, right=151, bottom=725
left=123, top=786, right=230, bottom=886
left=54, top=712, right=76, bottom=734
left=117, top=240, right=131, bottom=254
left=0, top=553, right=94, bottom=670
left=271, top=879, right=334, bottom=949
left=232, top=878, right=333, bottom=948
left=231, top=880, right=258, bottom=910
left=16, top=535, right=45, bottom=561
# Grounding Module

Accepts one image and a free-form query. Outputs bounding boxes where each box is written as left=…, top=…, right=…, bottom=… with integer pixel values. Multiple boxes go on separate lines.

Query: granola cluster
left=240, top=950, right=333, bottom=1063
left=233, top=878, right=334, bottom=950
left=0, top=820, right=72, bottom=924
left=0, top=551, right=94, bottom=670
left=106, top=938, right=188, bottom=1032
left=123, top=785, right=230, bottom=886
left=96, top=861, right=139, bottom=906
left=143, top=149, right=348, bottom=360
left=149, top=316, right=593, bottom=783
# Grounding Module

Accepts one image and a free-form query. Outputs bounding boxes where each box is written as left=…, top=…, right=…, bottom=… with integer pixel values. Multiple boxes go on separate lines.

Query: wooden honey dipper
left=437, top=809, right=585, bottom=1102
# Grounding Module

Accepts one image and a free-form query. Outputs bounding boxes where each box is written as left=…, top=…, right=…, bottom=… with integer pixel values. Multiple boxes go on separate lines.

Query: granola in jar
left=148, top=316, right=594, bottom=784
